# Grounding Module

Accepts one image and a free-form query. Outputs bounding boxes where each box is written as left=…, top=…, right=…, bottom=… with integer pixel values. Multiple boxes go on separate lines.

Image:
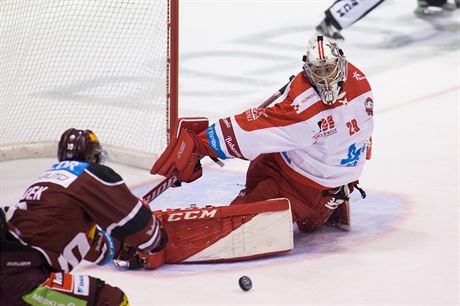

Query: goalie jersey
left=203, top=62, right=374, bottom=189
left=4, top=161, right=158, bottom=273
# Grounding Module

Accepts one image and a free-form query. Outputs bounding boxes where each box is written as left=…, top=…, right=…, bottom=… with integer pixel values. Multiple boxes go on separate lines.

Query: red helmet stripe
left=317, top=39, right=325, bottom=60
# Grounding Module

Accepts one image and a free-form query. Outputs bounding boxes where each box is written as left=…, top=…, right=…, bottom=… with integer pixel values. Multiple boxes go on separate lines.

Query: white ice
left=1, top=1, right=459, bottom=305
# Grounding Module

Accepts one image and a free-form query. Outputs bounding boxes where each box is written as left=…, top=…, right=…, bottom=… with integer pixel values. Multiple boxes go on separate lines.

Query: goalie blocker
left=140, top=198, right=293, bottom=269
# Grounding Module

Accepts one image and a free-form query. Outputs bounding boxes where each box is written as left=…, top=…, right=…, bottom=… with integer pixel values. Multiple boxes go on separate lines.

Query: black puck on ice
left=238, top=276, right=252, bottom=291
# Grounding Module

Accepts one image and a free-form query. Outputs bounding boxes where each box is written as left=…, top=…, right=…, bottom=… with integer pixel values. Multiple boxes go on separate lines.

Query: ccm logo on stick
left=167, top=209, right=217, bottom=222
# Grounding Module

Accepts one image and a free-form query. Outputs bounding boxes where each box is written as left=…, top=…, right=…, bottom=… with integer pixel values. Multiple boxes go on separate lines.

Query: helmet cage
left=303, top=37, right=347, bottom=105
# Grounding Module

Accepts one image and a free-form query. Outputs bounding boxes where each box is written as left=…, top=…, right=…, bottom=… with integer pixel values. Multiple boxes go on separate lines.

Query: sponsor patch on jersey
left=291, top=87, right=321, bottom=114
left=245, top=108, right=268, bottom=121
left=22, top=285, right=86, bottom=306
left=43, top=272, right=74, bottom=293
left=35, top=161, right=90, bottom=188
left=36, top=169, right=77, bottom=188
left=341, top=143, right=366, bottom=167
left=219, top=118, right=245, bottom=159
left=73, top=275, right=90, bottom=296
left=364, top=97, right=374, bottom=116
left=49, top=161, right=89, bottom=176
left=206, top=124, right=227, bottom=159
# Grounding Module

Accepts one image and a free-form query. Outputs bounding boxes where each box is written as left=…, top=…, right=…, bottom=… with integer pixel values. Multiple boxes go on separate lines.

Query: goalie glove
left=151, top=117, right=217, bottom=183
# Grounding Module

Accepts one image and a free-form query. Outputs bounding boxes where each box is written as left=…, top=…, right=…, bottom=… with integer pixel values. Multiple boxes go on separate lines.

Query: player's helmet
left=302, top=36, right=347, bottom=105
left=58, top=128, right=103, bottom=164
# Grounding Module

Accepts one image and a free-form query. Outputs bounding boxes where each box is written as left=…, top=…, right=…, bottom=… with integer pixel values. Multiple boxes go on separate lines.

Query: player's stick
left=258, top=75, right=295, bottom=108
left=142, top=75, right=295, bottom=204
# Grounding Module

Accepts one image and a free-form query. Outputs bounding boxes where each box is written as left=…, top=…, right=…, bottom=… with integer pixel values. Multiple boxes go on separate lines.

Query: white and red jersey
left=202, top=62, right=374, bottom=189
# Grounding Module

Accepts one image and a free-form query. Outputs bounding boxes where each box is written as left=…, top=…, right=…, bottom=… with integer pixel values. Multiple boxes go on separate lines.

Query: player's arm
left=79, top=164, right=167, bottom=257
left=200, top=75, right=321, bottom=161
left=84, top=222, right=166, bottom=267
left=83, top=225, right=117, bottom=265
left=204, top=106, right=317, bottom=161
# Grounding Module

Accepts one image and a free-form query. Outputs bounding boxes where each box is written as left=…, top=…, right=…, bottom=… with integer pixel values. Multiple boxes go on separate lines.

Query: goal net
left=0, top=0, right=178, bottom=168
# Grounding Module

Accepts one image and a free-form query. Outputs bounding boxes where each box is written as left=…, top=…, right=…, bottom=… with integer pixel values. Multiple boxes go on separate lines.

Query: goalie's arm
left=149, top=76, right=294, bottom=197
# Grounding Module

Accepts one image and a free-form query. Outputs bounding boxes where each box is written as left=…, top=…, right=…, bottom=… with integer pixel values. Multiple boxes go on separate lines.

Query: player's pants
left=324, top=0, right=385, bottom=30
left=231, top=153, right=337, bottom=232
left=0, top=234, right=128, bottom=306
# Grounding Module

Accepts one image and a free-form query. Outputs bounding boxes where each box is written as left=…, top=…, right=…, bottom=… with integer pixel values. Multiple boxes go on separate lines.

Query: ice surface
left=1, top=1, right=459, bottom=305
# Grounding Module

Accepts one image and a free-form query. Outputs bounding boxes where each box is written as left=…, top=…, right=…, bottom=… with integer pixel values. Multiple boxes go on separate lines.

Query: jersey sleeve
left=77, top=164, right=161, bottom=252
left=202, top=74, right=321, bottom=160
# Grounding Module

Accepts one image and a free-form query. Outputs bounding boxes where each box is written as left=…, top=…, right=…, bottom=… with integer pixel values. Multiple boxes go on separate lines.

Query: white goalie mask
left=302, top=36, right=347, bottom=105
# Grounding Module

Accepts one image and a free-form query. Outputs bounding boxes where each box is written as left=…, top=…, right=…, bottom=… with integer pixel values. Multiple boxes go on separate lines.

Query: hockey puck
left=238, top=276, right=252, bottom=291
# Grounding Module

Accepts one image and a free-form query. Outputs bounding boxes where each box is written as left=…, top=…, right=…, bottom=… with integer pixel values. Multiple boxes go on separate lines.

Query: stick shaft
left=257, top=75, right=294, bottom=108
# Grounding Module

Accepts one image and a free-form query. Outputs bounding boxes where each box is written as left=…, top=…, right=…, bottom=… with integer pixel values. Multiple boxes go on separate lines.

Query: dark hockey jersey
left=4, top=161, right=159, bottom=273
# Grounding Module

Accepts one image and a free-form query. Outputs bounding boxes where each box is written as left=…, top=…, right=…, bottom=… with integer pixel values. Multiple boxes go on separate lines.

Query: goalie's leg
left=230, top=154, right=333, bottom=232
left=231, top=154, right=281, bottom=205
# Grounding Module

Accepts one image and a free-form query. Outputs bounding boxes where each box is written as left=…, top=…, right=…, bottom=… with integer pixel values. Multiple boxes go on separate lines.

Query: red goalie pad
left=142, top=199, right=293, bottom=269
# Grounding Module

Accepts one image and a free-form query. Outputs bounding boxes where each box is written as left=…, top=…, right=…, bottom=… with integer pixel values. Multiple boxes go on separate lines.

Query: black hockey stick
left=258, top=75, right=295, bottom=108
left=142, top=75, right=295, bottom=204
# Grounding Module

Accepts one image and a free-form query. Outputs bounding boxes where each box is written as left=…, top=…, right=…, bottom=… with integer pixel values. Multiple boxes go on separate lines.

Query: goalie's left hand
left=151, top=129, right=206, bottom=183
left=151, top=117, right=216, bottom=183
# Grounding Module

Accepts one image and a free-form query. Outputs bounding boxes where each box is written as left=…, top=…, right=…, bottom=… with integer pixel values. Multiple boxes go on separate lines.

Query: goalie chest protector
left=146, top=198, right=293, bottom=268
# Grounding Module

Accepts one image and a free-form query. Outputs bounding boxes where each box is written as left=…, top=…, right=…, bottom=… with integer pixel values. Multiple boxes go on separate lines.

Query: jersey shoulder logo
left=352, top=71, right=367, bottom=81
left=364, top=97, right=374, bottom=116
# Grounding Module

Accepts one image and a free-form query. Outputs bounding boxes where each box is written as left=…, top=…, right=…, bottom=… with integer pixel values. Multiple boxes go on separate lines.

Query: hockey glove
left=151, top=117, right=216, bottom=183
left=84, top=226, right=116, bottom=266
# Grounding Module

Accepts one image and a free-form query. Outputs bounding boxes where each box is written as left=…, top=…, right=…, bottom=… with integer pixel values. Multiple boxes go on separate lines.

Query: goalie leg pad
left=143, top=199, right=293, bottom=269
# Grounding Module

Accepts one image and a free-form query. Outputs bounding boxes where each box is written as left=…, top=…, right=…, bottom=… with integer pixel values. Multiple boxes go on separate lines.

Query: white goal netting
left=0, top=0, right=177, bottom=168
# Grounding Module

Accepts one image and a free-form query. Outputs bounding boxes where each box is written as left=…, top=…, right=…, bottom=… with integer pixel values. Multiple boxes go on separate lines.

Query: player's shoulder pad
left=86, top=164, right=123, bottom=183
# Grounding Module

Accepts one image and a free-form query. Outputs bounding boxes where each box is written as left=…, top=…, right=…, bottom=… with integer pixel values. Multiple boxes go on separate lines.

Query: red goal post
left=0, top=0, right=179, bottom=169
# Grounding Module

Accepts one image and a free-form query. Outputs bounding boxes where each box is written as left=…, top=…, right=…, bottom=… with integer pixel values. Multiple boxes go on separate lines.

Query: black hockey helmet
left=58, top=128, right=103, bottom=164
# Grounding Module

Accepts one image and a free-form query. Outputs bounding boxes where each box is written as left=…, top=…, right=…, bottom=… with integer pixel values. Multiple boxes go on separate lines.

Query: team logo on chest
left=317, top=115, right=337, bottom=137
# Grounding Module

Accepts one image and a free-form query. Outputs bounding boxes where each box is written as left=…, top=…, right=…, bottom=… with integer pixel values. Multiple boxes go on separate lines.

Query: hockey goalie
left=119, top=117, right=295, bottom=270
left=136, top=36, right=373, bottom=269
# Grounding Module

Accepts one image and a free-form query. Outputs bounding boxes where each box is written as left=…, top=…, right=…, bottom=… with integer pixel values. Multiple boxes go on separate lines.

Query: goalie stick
left=142, top=75, right=295, bottom=204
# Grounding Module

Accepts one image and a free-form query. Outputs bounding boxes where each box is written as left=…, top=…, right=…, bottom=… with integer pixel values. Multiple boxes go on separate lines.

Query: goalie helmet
left=58, top=128, right=103, bottom=164
left=302, top=36, right=347, bottom=105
